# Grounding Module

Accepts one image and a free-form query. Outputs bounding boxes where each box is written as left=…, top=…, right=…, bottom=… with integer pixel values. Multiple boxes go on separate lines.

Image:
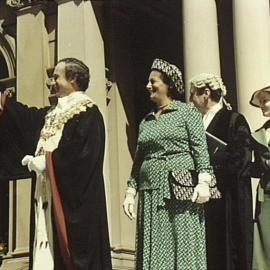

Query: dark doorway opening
left=103, top=1, right=184, bottom=127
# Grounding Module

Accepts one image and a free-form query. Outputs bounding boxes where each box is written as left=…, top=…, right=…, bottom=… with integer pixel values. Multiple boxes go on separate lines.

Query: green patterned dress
left=127, top=100, right=212, bottom=270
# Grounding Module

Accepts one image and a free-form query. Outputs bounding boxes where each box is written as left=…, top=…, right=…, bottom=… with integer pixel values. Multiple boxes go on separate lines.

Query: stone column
left=55, top=0, right=111, bottom=243
left=182, top=0, right=221, bottom=100
left=17, top=5, right=50, bottom=106
left=101, top=7, right=137, bottom=268
left=5, top=0, right=50, bottom=262
left=56, top=0, right=107, bottom=113
left=107, top=83, right=136, bottom=269
left=233, top=0, right=270, bottom=131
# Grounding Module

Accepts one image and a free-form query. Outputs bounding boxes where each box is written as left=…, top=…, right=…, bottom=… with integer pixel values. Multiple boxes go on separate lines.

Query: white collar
left=203, top=102, right=223, bottom=129
left=56, top=91, right=90, bottom=111
left=205, top=102, right=223, bottom=116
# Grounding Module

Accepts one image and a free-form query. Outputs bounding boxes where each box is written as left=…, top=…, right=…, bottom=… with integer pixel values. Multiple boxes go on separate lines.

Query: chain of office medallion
left=40, top=99, right=95, bottom=141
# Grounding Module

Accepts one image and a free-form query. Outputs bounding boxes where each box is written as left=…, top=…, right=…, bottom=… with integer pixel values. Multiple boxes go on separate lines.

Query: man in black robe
left=189, top=73, right=253, bottom=270
left=0, top=58, right=112, bottom=270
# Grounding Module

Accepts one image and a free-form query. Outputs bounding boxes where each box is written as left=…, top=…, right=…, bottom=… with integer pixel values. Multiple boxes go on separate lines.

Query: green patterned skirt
left=135, top=189, right=207, bottom=270
left=253, top=193, right=270, bottom=270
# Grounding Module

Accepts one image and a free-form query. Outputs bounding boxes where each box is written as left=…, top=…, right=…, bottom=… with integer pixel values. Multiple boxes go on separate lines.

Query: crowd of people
left=0, top=56, right=270, bottom=270
left=123, top=58, right=270, bottom=270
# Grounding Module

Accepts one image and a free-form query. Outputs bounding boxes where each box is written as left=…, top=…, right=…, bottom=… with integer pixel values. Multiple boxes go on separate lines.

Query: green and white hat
left=151, top=58, right=184, bottom=94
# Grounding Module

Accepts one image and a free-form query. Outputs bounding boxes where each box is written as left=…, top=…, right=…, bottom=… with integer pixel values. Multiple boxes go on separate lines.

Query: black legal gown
left=205, top=108, right=253, bottom=270
left=0, top=96, right=112, bottom=270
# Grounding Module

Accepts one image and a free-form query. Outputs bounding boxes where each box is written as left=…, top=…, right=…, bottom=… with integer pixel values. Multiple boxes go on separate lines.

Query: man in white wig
left=189, top=73, right=253, bottom=270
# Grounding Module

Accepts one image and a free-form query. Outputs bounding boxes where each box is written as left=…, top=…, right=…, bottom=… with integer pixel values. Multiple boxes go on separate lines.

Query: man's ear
left=70, top=77, right=80, bottom=91
left=204, top=88, right=211, bottom=97
left=70, top=73, right=78, bottom=84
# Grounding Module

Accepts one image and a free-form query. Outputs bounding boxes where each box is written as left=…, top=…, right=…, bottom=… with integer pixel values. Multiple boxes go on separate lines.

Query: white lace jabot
left=35, top=91, right=95, bottom=155
left=56, top=91, right=90, bottom=111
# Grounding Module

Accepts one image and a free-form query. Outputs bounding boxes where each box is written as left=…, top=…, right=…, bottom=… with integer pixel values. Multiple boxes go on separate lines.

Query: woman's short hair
left=158, top=71, right=183, bottom=100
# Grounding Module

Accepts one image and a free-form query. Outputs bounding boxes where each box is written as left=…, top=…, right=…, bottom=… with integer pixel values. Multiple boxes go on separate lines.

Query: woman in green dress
left=123, top=58, right=216, bottom=270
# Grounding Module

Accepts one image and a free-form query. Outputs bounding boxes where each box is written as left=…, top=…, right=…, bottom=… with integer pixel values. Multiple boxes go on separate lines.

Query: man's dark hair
left=195, top=85, right=222, bottom=103
left=58, top=58, right=90, bottom=92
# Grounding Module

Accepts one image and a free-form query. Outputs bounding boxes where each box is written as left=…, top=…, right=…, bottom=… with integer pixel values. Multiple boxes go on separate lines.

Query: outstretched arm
left=0, top=93, right=47, bottom=180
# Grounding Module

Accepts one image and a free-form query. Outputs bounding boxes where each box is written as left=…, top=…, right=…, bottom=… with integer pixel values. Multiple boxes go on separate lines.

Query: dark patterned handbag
left=170, top=170, right=222, bottom=200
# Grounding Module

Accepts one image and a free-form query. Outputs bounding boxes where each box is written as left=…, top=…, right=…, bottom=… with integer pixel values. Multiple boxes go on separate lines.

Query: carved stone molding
left=6, top=0, right=48, bottom=9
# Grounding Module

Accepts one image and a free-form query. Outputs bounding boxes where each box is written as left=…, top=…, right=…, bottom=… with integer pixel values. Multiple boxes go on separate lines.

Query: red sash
left=46, top=152, right=74, bottom=270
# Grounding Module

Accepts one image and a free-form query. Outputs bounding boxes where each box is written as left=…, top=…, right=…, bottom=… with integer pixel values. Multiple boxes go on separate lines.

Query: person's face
left=189, top=85, right=207, bottom=113
left=146, top=70, right=170, bottom=104
left=258, top=91, right=270, bottom=117
left=50, top=62, right=76, bottom=98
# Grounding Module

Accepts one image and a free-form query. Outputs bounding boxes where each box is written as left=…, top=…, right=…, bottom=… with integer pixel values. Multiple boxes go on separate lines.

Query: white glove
left=191, top=172, right=211, bottom=204
left=123, top=187, right=136, bottom=220
left=22, top=155, right=46, bottom=175
left=22, top=155, right=33, bottom=166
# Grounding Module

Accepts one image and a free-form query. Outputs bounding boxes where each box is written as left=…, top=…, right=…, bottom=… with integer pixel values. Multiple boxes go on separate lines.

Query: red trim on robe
left=46, top=152, right=74, bottom=270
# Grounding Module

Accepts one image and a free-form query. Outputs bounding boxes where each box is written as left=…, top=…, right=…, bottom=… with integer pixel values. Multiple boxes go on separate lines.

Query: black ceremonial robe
left=205, top=108, right=253, bottom=270
left=0, top=96, right=112, bottom=270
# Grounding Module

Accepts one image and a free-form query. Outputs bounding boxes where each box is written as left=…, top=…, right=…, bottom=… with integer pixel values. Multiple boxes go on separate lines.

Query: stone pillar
left=16, top=3, right=49, bottom=254
left=102, top=7, right=137, bottom=268
left=4, top=2, right=50, bottom=267
left=182, top=0, right=221, bottom=100
left=55, top=0, right=111, bottom=244
left=233, top=0, right=270, bottom=131
left=107, top=84, right=136, bottom=269
left=17, top=5, right=50, bottom=106
left=56, top=0, right=107, bottom=113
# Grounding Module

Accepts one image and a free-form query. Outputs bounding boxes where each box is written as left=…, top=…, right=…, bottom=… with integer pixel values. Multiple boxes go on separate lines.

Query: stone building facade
left=0, top=0, right=269, bottom=269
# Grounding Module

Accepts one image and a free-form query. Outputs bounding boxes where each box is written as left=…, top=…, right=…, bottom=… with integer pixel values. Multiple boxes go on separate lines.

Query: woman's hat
left=151, top=58, right=183, bottom=94
left=250, top=85, right=270, bottom=107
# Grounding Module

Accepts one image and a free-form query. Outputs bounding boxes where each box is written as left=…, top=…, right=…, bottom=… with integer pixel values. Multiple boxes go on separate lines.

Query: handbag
left=170, top=170, right=222, bottom=201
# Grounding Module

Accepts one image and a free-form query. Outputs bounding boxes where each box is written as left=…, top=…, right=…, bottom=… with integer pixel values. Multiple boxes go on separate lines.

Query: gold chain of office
left=40, top=99, right=95, bottom=141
